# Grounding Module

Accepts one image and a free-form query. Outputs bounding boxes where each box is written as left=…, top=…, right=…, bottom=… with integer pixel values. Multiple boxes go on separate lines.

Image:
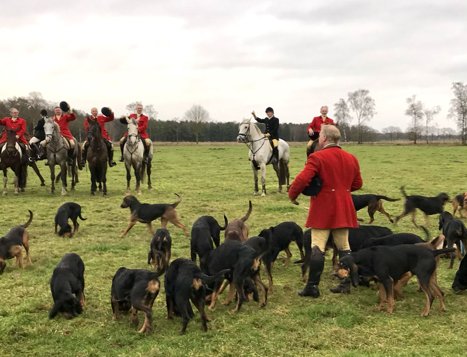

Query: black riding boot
left=81, top=142, right=89, bottom=167
left=119, top=139, right=126, bottom=162
left=330, top=250, right=352, bottom=294
left=29, top=143, right=39, bottom=162
left=272, top=146, right=279, bottom=163
left=106, top=141, right=116, bottom=167
left=298, top=246, right=324, bottom=298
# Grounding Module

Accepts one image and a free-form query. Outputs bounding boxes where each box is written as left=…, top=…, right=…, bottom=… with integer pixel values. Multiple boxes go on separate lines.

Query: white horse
left=237, top=119, right=290, bottom=196
left=122, top=118, right=153, bottom=194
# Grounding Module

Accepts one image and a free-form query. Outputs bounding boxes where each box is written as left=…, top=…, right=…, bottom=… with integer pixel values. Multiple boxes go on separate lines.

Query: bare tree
left=449, top=82, right=467, bottom=145
left=334, top=98, right=351, bottom=141
left=405, top=95, right=424, bottom=144
left=125, top=101, right=140, bottom=113
left=423, top=105, right=440, bottom=144
left=382, top=126, right=402, bottom=141
left=347, top=89, right=376, bottom=144
left=184, top=104, right=210, bottom=144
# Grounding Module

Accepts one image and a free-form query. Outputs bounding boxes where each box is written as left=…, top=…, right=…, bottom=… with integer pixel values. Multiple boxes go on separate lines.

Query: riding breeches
left=311, top=228, right=350, bottom=252
left=29, top=137, right=40, bottom=145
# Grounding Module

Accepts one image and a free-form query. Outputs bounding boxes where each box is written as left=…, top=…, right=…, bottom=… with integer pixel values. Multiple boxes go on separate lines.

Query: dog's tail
left=241, top=200, right=253, bottom=222
left=220, top=214, right=228, bottom=231
left=432, top=248, right=456, bottom=257
left=419, top=225, right=430, bottom=241
left=375, top=195, right=400, bottom=202
left=400, top=186, right=408, bottom=198
left=198, top=268, right=231, bottom=284
left=78, top=212, right=87, bottom=221
left=21, top=210, right=33, bottom=228
left=171, top=193, right=182, bottom=208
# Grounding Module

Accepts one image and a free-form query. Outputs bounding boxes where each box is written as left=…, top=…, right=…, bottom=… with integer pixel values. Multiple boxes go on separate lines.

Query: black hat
left=119, top=116, right=128, bottom=124
left=40, top=109, right=48, bottom=117
left=265, top=107, right=274, bottom=113
left=59, top=101, right=70, bottom=112
left=101, top=107, right=112, bottom=117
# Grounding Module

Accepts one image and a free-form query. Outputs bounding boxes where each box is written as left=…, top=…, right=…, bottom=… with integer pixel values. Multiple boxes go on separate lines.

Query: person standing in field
left=288, top=125, right=362, bottom=298
left=252, top=107, right=280, bottom=163
left=119, top=103, right=152, bottom=164
left=306, top=106, right=335, bottom=155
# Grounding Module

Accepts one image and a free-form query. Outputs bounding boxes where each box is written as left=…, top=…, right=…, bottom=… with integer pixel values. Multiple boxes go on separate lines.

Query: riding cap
left=101, top=107, right=112, bottom=117
left=265, top=107, right=274, bottom=113
left=59, top=101, right=70, bottom=112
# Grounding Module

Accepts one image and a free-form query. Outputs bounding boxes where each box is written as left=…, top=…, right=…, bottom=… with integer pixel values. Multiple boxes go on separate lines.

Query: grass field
left=1, top=143, right=467, bottom=356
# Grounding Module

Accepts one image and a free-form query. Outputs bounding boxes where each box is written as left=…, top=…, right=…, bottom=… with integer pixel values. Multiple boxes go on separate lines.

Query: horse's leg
left=102, top=167, right=107, bottom=196
left=30, top=162, right=46, bottom=186
left=252, top=163, right=259, bottom=196
left=13, top=172, right=19, bottom=195
left=50, top=163, right=56, bottom=193
left=90, top=168, right=96, bottom=195
left=147, top=160, right=152, bottom=190
left=61, top=162, right=68, bottom=196
left=260, top=163, right=267, bottom=196
left=125, top=163, right=131, bottom=193
left=286, top=162, right=290, bottom=191
left=272, top=161, right=281, bottom=193
left=135, top=163, right=142, bottom=195
left=2, top=170, right=7, bottom=195
left=70, top=161, right=76, bottom=191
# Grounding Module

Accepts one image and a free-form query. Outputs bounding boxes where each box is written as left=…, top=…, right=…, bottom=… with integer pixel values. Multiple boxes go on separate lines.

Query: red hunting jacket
left=288, top=145, right=362, bottom=229
left=307, top=116, right=334, bottom=133
left=54, top=113, right=76, bottom=140
left=84, top=113, right=114, bottom=141
left=0, top=117, right=28, bottom=144
left=125, top=113, right=149, bottom=139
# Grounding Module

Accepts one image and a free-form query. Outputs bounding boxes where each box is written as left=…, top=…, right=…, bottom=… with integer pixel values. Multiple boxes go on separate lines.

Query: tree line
left=1, top=83, right=466, bottom=144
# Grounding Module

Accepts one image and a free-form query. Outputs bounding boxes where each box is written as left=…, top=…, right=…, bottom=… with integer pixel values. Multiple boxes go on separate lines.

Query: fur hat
left=59, top=101, right=70, bottom=112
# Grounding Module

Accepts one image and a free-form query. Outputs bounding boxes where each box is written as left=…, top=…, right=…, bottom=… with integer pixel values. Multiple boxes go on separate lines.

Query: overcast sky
left=1, top=0, right=465, bottom=130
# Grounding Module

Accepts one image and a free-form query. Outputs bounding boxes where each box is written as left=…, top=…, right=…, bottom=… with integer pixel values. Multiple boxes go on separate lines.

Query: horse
left=237, top=119, right=290, bottom=196
left=0, top=129, right=27, bottom=195
left=43, top=118, right=79, bottom=195
left=122, top=118, right=153, bottom=194
left=85, top=119, right=108, bottom=195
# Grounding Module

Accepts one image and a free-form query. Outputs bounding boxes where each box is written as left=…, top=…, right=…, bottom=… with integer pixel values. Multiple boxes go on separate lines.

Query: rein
left=239, top=122, right=268, bottom=160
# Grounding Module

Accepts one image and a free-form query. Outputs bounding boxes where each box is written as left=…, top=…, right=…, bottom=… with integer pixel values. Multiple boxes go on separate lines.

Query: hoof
left=2, top=191, right=7, bottom=196
left=41, top=182, right=46, bottom=186
left=137, top=190, right=142, bottom=195
left=91, top=192, right=95, bottom=196
left=261, top=192, right=266, bottom=197
left=253, top=191, right=259, bottom=196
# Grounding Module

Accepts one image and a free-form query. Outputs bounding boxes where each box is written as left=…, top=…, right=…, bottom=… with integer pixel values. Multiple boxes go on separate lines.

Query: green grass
left=1, top=143, right=467, bottom=356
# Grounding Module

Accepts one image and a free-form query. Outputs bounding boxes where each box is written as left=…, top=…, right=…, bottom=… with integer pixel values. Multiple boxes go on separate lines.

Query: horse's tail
left=140, top=161, right=146, bottom=184
left=278, top=159, right=287, bottom=186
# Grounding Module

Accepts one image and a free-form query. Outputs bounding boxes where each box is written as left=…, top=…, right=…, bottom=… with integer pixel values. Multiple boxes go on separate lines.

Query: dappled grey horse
left=122, top=118, right=152, bottom=194
left=43, top=118, right=78, bottom=195
left=237, top=119, right=290, bottom=196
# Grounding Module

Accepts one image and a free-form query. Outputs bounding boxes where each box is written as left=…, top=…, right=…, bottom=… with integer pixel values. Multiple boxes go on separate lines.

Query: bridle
left=238, top=122, right=268, bottom=158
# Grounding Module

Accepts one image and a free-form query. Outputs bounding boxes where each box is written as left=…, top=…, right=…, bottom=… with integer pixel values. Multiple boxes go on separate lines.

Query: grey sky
left=0, top=0, right=465, bottom=130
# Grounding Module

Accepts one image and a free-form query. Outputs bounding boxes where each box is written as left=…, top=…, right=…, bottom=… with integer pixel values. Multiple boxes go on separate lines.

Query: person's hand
left=15, top=135, right=19, bottom=139
left=265, top=133, right=270, bottom=137
left=251, top=111, right=256, bottom=117
left=290, top=199, right=299, bottom=205
left=308, top=128, right=314, bottom=135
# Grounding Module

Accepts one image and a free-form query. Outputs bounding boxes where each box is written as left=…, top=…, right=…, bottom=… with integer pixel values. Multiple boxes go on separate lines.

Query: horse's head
left=44, top=118, right=58, bottom=143
left=5, top=129, right=18, bottom=149
left=237, top=119, right=252, bottom=143
left=87, top=118, right=101, bottom=141
left=127, top=118, right=139, bottom=145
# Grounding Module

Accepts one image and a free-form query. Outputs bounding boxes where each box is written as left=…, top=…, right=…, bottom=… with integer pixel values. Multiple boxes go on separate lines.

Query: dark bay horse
left=85, top=119, right=107, bottom=195
left=0, top=130, right=27, bottom=194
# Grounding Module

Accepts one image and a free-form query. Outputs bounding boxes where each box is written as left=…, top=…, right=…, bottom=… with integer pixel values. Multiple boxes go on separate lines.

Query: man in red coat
left=119, top=103, right=152, bottom=164
left=81, top=107, right=116, bottom=167
left=0, top=107, right=32, bottom=162
left=48, top=106, right=76, bottom=164
left=306, top=106, right=335, bottom=155
left=288, top=125, right=362, bottom=298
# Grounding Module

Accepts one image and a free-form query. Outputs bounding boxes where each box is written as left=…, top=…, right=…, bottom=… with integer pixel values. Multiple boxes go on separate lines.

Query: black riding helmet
left=265, top=107, right=274, bottom=114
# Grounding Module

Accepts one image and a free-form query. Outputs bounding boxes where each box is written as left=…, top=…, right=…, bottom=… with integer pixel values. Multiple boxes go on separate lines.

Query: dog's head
left=438, top=211, right=453, bottom=230
left=58, top=224, right=73, bottom=237
left=49, top=294, right=82, bottom=319
left=120, top=195, right=135, bottom=209
left=336, top=255, right=359, bottom=287
left=438, top=193, right=450, bottom=204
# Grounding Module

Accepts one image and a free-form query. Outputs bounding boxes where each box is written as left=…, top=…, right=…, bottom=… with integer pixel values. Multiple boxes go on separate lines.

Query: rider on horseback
left=252, top=107, right=280, bottom=163
left=47, top=103, right=76, bottom=165
left=307, top=106, right=335, bottom=153
left=0, top=108, right=32, bottom=163
left=81, top=107, right=116, bottom=167
left=29, top=109, right=48, bottom=161
left=119, top=103, right=152, bottom=164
